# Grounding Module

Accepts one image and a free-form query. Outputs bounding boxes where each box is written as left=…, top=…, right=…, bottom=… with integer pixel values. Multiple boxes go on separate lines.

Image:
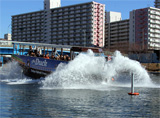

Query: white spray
left=0, top=61, right=39, bottom=84
left=0, top=61, right=22, bottom=80
left=42, top=50, right=155, bottom=89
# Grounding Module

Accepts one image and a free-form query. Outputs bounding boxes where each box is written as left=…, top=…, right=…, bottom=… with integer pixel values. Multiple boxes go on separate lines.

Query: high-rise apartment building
left=105, top=19, right=129, bottom=52
left=105, top=11, right=129, bottom=53
left=155, top=0, right=160, bottom=8
left=12, top=10, right=44, bottom=42
left=12, top=0, right=105, bottom=47
left=130, top=7, right=160, bottom=51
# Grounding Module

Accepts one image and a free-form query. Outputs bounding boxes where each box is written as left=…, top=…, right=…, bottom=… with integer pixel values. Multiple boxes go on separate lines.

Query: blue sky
left=0, top=0, right=154, bottom=38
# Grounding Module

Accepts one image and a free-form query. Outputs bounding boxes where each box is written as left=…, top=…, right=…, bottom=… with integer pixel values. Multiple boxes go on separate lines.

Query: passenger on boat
left=67, top=57, right=71, bottom=61
left=28, top=46, right=35, bottom=56
left=36, top=51, right=41, bottom=57
left=63, top=55, right=66, bottom=61
left=51, top=54, right=55, bottom=59
left=44, top=53, right=50, bottom=59
left=34, top=48, right=38, bottom=55
left=54, top=51, right=59, bottom=57
left=66, top=55, right=71, bottom=61
left=60, top=55, right=64, bottom=60
left=56, top=55, right=60, bottom=60
left=42, top=54, right=45, bottom=58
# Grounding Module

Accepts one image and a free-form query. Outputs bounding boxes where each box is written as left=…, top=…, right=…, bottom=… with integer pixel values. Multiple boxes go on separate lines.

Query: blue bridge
left=0, top=41, right=71, bottom=67
left=0, top=47, right=15, bottom=55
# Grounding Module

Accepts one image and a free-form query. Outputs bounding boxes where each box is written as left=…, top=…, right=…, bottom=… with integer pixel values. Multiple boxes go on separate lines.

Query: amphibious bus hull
left=12, top=55, right=68, bottom=79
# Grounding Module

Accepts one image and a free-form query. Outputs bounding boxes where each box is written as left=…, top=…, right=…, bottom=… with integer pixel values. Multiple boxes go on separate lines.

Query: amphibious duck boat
left=12, top=42, right=104, bottom=79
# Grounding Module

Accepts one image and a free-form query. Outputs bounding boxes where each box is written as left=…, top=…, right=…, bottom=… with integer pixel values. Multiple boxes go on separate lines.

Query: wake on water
left=0, top=50, right=159, bottom=89
left=0, top=61, right=41, bottom=84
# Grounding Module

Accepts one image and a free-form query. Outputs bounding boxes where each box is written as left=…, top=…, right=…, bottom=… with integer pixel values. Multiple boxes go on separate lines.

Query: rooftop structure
left=106, top=11, right=122, bottom=23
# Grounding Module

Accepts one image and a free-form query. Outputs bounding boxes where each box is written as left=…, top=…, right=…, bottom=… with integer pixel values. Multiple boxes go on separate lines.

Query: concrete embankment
left=141, top=63, right=160, bottom=74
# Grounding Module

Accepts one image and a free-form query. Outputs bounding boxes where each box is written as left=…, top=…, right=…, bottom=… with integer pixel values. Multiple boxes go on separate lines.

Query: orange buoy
left=128, top=92, right=139, bottom=95
left=112, top=78, right=114, bottom=81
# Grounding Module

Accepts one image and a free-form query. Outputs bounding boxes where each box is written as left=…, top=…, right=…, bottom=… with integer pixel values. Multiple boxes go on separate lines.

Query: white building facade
left=129, top=7, right=160, bottom=51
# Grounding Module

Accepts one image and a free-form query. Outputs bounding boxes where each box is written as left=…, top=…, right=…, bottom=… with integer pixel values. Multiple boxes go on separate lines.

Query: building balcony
left=120, top=21, right=129, bottom=25
left=52, top=40, right=57, bottom=43
left=70, top=42, right=74, bottom=45
left=110, top=34, right=118, bottom=37
left=118, top=36, right=129, bottom=40
left=119, top=33, right=129, bottom=36
left=110, top=23, right=118, bottom=27
left=110, top=30, right=118, bottom=34
left=82, top=13, right=87, bottom=16
left=70, top=39, right=74, bottom=41
left=110, top=27, right=118, bottom=30
left=70, top=7, right=75, bottom=10
left=76, top=14, right=81, bottom=17
left=64, top=12, right=69, bottom=15
left=119, top=25, right=129, bottom=29
left=120, top=29, right=128, bottom=32
left=150, top=34, right=160, bottom=38
left=75, top=18, right=81, bottom=21
left=150, top=38, right=160, bottom=43
left=69, top=15, right=75, bottom=18
left=64, top=19, right=69, bottom=22
left=64, top=27, right=69, bottom=30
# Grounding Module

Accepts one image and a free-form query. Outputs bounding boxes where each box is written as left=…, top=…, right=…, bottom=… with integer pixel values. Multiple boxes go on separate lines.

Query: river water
left=0, top=51, right=160, bottom=118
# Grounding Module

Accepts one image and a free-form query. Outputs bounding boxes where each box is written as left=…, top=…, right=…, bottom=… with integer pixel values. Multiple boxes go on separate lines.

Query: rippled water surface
left=0, top=76, right=160, bottom=118
left=0, top=51, right=160, bottom=117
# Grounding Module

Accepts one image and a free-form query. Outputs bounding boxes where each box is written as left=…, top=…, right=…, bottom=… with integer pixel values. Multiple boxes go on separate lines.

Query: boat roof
left=12, top=41, right=103, bottom=53
left=12, top=41, right=72, bottom=48
left=71, top=47, right=103, bottom=53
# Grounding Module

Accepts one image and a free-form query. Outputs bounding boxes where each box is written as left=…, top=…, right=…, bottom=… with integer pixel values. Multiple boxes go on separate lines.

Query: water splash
left=0, top=61, right=22, bottom=80
left=104, top=51, right=153, bottom=87
left=0, top=61, right=40, bottom=84
left=42, top=50, right=157, bottom=89
left=42, top=50, right=105, bottom=89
